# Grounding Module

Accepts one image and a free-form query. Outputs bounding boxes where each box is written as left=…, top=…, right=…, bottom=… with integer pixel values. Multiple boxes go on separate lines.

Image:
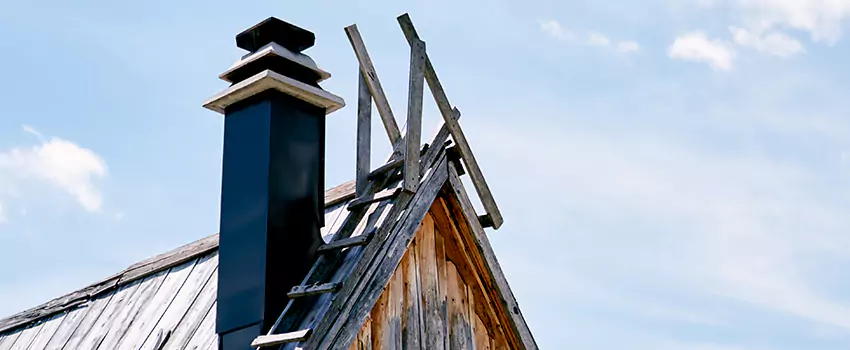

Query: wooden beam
left=347, top=188, right=401, bottom=211
left=356, top=71, right=372, bottom=197
left=317, top=232, right=374, bottom=253
left=403, top=38, right=426, bottom=193
left=345, top=24, right=402, bottom=144
left=445, top=163, right=538, bottom=349
left=251, top=329, right=312, bottom=348
left=397, top=13, right=504, bottom=229
left=287, top=282, right=342, bottom=299
left=368, top=157, right=403, bottom=180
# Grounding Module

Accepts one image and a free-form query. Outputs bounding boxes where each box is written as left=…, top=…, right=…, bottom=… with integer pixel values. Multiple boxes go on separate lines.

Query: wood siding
left=350, top=199, right=513, bottom=350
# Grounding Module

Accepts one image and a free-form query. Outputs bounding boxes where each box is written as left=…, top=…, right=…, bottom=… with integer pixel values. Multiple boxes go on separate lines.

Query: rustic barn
left=0, top=14, right=537, bottom=350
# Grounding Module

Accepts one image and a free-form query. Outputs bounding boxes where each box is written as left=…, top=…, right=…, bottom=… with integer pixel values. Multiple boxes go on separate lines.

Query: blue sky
left=2, top=0, right=850, bottom=348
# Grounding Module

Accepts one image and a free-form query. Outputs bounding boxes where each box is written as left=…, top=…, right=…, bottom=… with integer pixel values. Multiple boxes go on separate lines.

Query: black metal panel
left=236, top=17, right=315, bottom=53
left=216, top=89, right=325, bottom=337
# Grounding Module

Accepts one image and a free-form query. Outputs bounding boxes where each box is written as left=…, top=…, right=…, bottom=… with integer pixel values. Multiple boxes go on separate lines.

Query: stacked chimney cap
left=236, top=17, right=315, bottom=53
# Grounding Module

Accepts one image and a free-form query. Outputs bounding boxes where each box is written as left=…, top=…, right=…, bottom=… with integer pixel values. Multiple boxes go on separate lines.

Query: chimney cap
left=236, top=17, right=315, bottom=53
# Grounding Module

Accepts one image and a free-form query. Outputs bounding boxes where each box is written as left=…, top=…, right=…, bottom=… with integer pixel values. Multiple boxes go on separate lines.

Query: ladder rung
left=288, top=282, right=342, bottom=298
left=251, top=329, right=312, bottom=348
left=347, top=188, right=400, bottom=210
left=368, top=157, right=404, bottom=180
left=317, top=232, right=374, bottom=253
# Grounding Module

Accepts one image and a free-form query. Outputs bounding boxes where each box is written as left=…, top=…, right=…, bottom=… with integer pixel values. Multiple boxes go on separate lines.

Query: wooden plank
left=473, top=298, right=492, bottom=350
left=24, top=312, right=66, bottom=350
left=58, top=289, right=117, bottom=350
left=314, top=158, right=449, bottom=350
left=326, top=180, right=356, bottom=207
left=403, top=38, right=426, bottom=194
left=433, top=198, right=503, bottom=337
left=349, top=316, right=372, bottom=350
left=369, top=286, right=388, bottom=350
left=347, top=188, right=400, bottom=211
left=138, top=253, right=218, bottom=350
left=368, top=157, right=403, bottom=180
left=318, top=233, right=373, bottom=252
left=321, top=201, right=349, bottom=242
left=416, top=214, right=444, bottom=350
left=387, top=264, right=404, bottom=349
left=447, top=261, right=474, bottom=350
left=74, top=278, right=144, bottom=349
left=252, top=329, right=312, bottom=347
left=356, top=70, right=372, bottom=196
left=434, top=213, right=450, bottom=350
left=397, top=13, right=504, bottom=229
left=161, top=268, right=218, bottom=349
left=446, top=164, right=538, bottom=349
left=7, top=322, right=42, bottom=350
left=182, top=301, right=216, bottom=350
left=287, top=282, right=342, bottom=298
left=115, top=258, right=199, bottom=350
left=95, top=269, right=169, bottom=349
left=344, top=24, right=401, bottom=144
left=43, top=303, right=93, bottom=350
left=400, top=242, right=422, bottom=349
left=0, top=329, right=22, bottom=350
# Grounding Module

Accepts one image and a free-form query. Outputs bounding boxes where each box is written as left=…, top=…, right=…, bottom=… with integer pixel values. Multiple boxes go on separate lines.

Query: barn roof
left=0, top=141, right=536, bottom=350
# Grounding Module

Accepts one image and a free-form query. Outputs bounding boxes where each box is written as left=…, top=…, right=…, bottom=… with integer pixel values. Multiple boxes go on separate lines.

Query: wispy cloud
left=729, top=27, right=805, bottom=57
left=617, top=40, right=641, bottom=53
left=587, top=31, right=611, bottom=46
left=0, top=126, right=108, bottom=213
left=539, top=19, right=573, bottom=42
left=539, top=20, right=640, bottom=55
left=668, top=32, right=735, bottom=70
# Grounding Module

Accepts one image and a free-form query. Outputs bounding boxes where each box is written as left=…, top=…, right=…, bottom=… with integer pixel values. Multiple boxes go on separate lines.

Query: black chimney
left=203, top=18, right=344, bottom=350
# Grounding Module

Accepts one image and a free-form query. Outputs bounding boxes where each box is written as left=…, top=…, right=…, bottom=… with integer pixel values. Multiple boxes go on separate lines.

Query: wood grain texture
left=23, top=313, right=65, bottom=350
left=42, top=304, right=91, bottom=350
left=446, top=163, right=537, bottom=349
left=356, top=70, right=372, bottom=197
left=7, top=322, right=42, bottom=350
left=75, top=279, right=144, bottom=350
left=115, top=258, right=199, bottom=350
left=288, top=282, right=342, bottom=298
left=181, top=302, right=216, bottom=350
left=447, top=261, right=473, bottom=350
left=351, top=317, right=371, bottom=350
left=318, top=233, right=372, bottom=253
left=403, top=38, right=426, bottom=194
left=386, top=264, right=404, bottom=349
left=344, top=24, right=401, bottom=144
left=95, top=270, right=169, bottom=349
left=160, top=268, right=217, bottom=350
left=396, top=13, right=504, bottom=229
left=416, top=214, right=444, bottom=350
left=0, top=329, right=22, bottom=350
left=369, top=286, right=388, bottom=350
left=347, top=188, right=400, bottom=211
left=474, top=313, right=493, bottom=350
left=58, top=289, right=116, bottom=350
left=400, top=245, right=422, bottom=349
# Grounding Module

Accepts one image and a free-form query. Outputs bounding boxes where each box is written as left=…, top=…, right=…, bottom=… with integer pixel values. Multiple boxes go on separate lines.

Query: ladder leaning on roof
left=251, top=13, right=502, bottom=349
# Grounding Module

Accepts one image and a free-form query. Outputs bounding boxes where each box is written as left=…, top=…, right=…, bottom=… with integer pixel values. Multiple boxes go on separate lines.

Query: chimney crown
left=236, top=17, right=315, bottom=53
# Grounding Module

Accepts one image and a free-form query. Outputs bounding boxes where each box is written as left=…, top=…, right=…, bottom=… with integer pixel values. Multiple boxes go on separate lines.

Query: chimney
left=203, top=18, right=344, bottom=349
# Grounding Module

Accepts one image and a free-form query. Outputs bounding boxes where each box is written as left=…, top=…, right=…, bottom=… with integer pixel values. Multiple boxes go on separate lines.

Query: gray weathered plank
left=321, top=201, right=349, bottom=243
left=74, top=278, right=144, bottom=349
left=23, top=313, right=66, bottom=350
left=401, top=242, right=422, bottom=349
left=416, top=214, right=444, bottom=350
left=160, top=268, right=217, bottom=349
left=42, top=304, right=93, bottom=350
left=56, top=289, right=117, bottom=350
left=356, top=70, right=372, bottom=197
left=347, top=188, right=400, bottom=210
left=447, top=261, right=474, bottom=350
left=182, top=302, right=216, bottom=350
left=403, top=38, right=426, bottom=194
left=318, top=232, right=373, bottom=253
left=251, top=329, right=312, bottom=348
left=368, top=157, right=403, bottom=181
left=95, top=269, right=169, bottom=349
left=446, top=163, right=538, bottom=349
left=326, top=180, right=356, bottom=207
left=138, top=253, right=218, bottom=350
left=7, top=323, right=42, bottom=350
left=315, top=157, right=449, bottom=350
left=288, top=282, right=342, bottom=298
left=344, top=24, right=402, bottom=144
left=386, top=262, right=404, bottom=349
left=397, top=13, right=504, bottom=229
left=0, top=329, right=22, bottom=350
left=115, top=257, right=200, bottom=350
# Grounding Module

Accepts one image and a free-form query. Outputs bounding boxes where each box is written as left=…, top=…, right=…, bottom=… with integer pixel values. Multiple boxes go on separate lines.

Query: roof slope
left=0, top=139, right=536, bottom=350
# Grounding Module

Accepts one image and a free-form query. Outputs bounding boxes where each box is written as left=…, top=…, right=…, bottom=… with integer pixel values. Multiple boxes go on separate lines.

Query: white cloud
left=729, top=26, right=805, bottom=57
left=668, top=32, right=736, bottom=70
left=732, top=0, right=850, bottom=44
left=0, top=202, right=6, bottom=224
left=617, top=40, right=641, bottom=53
left=22, top=125, right=43, bottom=141
left=539, top=19, right=574, bottom=42
left=587, top=31, right=611, bottom=46
left=0, top=126, right=107, bottom=212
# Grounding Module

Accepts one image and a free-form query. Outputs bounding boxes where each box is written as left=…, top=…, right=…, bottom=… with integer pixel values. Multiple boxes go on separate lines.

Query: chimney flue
left=203, top=17, right=344, bottom=350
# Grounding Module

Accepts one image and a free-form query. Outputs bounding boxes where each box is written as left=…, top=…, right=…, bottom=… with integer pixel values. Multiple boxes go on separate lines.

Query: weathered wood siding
left=351, top=198, right=514, bottom=349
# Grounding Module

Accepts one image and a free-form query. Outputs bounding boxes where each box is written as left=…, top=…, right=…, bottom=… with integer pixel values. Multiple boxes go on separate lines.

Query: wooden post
left=404, top=38, right=426, bottom=193
left=396, top=13, right=505, bottom=229
left=356, top=71, right=372, bottom=196
left=345, top=24, right=402, bottom=145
